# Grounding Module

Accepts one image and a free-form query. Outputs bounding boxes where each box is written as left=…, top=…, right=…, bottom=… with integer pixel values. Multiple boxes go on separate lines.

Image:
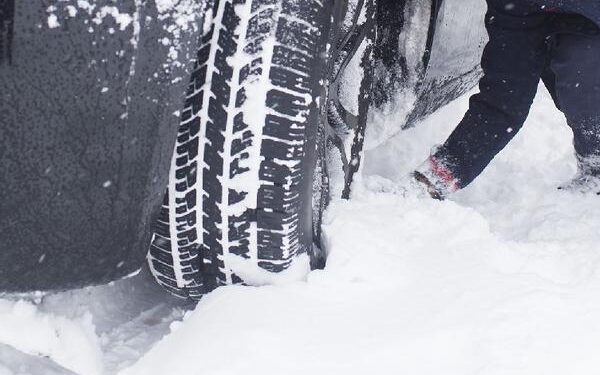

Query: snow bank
left=118, top=86, right=600, bottom=375
left=4, top=86, right=600, bottom=374
left=0, top=300, right=102, bottom=375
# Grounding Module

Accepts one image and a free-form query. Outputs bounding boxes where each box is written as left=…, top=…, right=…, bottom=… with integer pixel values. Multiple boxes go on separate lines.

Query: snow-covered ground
left=3, top=86, right=600, bottom=375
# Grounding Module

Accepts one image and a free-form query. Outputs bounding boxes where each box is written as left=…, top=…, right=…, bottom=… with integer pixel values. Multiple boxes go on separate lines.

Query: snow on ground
left=3, top=86, right=600, bottom=374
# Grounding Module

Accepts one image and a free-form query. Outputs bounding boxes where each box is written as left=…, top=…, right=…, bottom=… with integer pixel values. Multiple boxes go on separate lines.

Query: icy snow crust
left=3, top=87, right=600, bottom=374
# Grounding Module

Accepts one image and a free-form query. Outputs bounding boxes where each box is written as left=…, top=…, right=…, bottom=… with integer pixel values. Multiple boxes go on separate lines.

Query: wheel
left=148, top=0, right=334, bottom=299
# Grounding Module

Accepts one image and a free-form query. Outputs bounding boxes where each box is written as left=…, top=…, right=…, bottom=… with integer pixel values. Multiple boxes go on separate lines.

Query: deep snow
left=3, top=85, right=600, bottom=374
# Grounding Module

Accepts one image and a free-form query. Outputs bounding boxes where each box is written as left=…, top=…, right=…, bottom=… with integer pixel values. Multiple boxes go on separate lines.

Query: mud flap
left=405, top=0, right=487, bottom=128
left=336, top=0, right=486, bottom=195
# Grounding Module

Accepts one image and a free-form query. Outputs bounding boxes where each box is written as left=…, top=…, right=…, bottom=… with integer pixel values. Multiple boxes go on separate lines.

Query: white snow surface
left=3, top=86, right=600, bottom=374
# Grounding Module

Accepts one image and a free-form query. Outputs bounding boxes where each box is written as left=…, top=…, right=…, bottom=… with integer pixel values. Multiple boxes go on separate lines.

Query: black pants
left=433, top=9, right=600, bottom=188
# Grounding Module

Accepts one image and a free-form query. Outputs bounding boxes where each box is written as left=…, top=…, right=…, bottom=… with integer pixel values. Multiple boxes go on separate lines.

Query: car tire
left=148, top=0, right=333, bottom=299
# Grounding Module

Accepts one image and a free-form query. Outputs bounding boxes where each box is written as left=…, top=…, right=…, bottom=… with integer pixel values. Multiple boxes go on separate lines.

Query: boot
left=413, top=156, right=460, bottom=200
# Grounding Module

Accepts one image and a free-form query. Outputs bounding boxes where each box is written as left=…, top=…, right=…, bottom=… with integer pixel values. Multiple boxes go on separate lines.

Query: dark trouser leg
left=426, top=9, right=552, bottom=189
left=541, top=60, right=561, bottom=111
left=550, top=33, right=600, bottom=170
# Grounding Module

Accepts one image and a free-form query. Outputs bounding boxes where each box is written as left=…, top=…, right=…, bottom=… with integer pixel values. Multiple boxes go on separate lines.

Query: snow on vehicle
left=0, top=0, right=485, bottom=296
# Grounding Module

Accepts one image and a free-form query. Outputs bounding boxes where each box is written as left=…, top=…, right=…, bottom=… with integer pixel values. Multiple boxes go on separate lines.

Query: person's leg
left=415, top=7, right=552, bottom=196
left=551, top=32, right=600, bottom=173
